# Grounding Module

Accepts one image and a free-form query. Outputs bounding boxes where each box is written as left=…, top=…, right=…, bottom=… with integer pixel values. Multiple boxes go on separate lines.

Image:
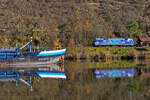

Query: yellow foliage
left=139, top=30, right=143, bottom=38
left=12, top=40, right=23, bottom=47
left=77, top=6, right=80, bottom=11
left=0, top=34, right=2, bottom=41
left=0, top=34, right=2, bottom=46
left=53, top=39, right=62, bottom=50
left=83, top=20, right=92, bottom=30
left=75, top=6, right=80, bottom=16
left=76, top=17, right=80, bottom=24
left=84, top=84, right=92, bottom=94
left=85, top=20, right=90, bottom=26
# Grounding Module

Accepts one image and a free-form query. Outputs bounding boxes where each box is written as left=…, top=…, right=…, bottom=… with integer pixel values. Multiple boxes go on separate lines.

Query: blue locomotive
left=93, top=38, right=134, bottom=47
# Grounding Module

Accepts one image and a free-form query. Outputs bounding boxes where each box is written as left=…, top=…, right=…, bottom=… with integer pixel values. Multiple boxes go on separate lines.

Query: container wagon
left=137, top=37, right=150, bottom=46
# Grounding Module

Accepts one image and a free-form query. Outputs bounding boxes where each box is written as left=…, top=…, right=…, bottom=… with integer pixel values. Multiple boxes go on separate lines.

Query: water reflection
left=0, top=60, right=150, bottom=100
left=91, top=64, right=150, bottom=78
left=93, top=68, right=135, bottom=78
left=0, top=64, right=66, bottom=89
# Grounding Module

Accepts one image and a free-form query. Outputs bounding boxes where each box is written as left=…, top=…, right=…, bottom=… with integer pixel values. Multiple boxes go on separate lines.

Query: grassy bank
left=88, top=60, right=135, bottom=68
left=65, top=47, right=150, bottom=60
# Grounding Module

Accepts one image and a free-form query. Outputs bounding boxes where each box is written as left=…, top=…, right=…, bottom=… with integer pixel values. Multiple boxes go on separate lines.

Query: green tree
left=127, top=20, right=138, bottom=37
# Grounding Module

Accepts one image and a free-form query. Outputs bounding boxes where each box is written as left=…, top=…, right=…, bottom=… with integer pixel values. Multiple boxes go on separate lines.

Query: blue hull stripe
left=37, top=51, right=66, bottom=57
left=37, top=72, right=66, bottom=76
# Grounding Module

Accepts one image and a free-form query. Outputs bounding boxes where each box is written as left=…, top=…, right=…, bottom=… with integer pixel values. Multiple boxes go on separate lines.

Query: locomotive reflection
left=92, top=67, right=150, bottom=78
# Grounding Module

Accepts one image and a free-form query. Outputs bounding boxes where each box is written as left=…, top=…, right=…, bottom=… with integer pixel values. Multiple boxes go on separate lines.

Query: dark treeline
left=0, top=0, right=150, bottom=49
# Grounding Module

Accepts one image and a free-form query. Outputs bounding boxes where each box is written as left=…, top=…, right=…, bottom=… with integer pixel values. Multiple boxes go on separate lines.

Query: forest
left=0, top=0, right=149, bottom=49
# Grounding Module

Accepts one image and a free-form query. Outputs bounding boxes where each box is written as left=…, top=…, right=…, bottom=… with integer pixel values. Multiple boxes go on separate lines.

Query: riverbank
left=65, top=47, right=150, bottom=60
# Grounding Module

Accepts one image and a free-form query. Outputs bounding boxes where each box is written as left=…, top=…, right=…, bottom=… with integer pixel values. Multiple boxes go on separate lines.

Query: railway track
left=85, top=46, right=150, bottom=51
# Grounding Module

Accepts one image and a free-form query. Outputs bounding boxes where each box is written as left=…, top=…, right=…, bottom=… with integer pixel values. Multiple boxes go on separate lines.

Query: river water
left=0, top=59, right=150, bottom=100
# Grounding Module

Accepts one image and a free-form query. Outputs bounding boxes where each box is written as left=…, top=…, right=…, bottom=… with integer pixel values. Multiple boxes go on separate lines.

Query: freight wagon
left=137, top=37, right=150, bottom=46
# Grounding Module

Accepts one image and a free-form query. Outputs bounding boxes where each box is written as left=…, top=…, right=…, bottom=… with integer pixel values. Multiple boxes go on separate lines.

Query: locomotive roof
left=95, top=38, right=133, bottom=40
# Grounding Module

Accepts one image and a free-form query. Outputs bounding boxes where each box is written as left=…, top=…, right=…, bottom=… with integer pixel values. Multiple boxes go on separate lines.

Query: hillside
left=0, top=0, right=149, bottom=49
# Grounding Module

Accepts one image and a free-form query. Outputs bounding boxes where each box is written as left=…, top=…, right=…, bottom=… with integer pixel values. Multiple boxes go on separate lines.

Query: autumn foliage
left=0, top=0, right=149, bottom=49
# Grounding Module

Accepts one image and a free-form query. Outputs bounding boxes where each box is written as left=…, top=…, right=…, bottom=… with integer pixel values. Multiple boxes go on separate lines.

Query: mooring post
left=16, top=80, right=18, bottom=87
left=29, top=42, right=32, bottom=52
left=29, top=76, right=32, bottom=88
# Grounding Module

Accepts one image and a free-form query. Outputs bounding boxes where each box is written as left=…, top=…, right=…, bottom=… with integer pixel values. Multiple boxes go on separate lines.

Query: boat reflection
left=0, top=64, right=66, bottom=89
left=0, top=58, right=64, bottom=68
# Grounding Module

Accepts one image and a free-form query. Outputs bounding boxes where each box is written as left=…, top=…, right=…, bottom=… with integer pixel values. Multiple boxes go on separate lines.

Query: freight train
left=93, top=38, right=150, bottom=47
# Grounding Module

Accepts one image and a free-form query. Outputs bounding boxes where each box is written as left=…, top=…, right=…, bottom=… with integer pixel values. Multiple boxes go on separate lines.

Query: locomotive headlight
left=95, top=70, right=100, bottom=74
left=95, top=41, right=99, bottom=45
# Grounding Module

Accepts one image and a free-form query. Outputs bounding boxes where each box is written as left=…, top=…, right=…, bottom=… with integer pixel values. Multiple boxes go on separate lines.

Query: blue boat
left=0, top=40, right=66, bottom=66
left=93, top=38, right=134, bottom=46
left=93, top=68, right=135, bottom=78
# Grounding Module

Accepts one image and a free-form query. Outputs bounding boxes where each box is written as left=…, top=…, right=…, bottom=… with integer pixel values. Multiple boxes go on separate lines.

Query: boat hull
left=0, top=55, right=64, bottom=67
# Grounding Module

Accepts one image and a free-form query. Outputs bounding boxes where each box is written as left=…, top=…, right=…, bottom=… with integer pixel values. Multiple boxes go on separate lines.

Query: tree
left=127, top=20, right=138, bottom=37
